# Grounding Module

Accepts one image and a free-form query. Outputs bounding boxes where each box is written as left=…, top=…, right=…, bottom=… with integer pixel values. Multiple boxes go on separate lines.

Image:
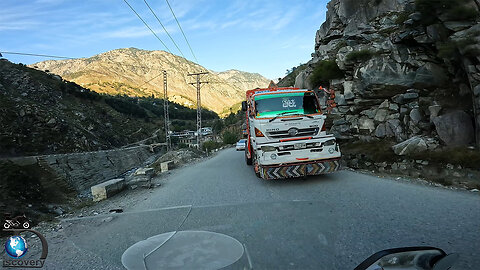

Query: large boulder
left=343, top=81, right=355, bottom=99
left=428, top=105, right=442, bottom=122
left=409, top=107, right=424, bottom=124
left=392, top=136, right=428, bottom=155
left=294, top=70, right=311, bottom=89
left=357, top=56, right=416, bottom=96
left=358, top=117, right=375, bottom=132
left=374, top=108, right=389, bottom=122
left=375, top=123, right=394, bottom=137
left=386, top=119, right=405, bottom=141
left=432, top=111, right=475, bottom=146
left=413, top=63, right=448, bottom=87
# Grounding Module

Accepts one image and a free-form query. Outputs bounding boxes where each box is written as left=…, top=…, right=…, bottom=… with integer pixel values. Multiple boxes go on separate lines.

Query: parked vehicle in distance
left=236, top=139, right=246, bottom=151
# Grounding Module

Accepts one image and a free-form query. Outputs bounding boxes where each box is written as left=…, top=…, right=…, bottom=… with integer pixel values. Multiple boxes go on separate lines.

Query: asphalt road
left=27, top=148, right=480, bottom=269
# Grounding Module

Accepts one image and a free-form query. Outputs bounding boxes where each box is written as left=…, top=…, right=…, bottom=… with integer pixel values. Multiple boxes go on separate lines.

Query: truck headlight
left=261, top=146, right=276, bottom=152
left=270, top=153, right=277, bottom=159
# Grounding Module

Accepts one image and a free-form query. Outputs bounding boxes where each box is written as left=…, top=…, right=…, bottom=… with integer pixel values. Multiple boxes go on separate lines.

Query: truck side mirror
left=241, top=101, right=247, bottom=111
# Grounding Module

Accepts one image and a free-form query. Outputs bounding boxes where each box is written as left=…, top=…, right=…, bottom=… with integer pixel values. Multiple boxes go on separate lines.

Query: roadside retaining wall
left=3, top=145, right=163, bottom=193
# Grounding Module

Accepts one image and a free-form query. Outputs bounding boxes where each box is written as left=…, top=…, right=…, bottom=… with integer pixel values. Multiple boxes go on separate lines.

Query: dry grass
left=410, top=146, right=480, bottom=170
left=342, top=140, right=399, bottom=163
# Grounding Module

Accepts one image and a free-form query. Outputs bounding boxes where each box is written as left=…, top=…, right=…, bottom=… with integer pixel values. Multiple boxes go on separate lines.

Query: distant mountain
left=32, top=48, right=270, bottom=115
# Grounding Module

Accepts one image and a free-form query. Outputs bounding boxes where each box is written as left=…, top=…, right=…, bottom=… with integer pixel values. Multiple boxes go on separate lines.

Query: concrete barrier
left=127, top=167, right=155, bottom=188
left=91, top=178, right=126, bottom=202
left=160, top=161, right=175, bottom=173
left=134, top=167, right=155, bottom=177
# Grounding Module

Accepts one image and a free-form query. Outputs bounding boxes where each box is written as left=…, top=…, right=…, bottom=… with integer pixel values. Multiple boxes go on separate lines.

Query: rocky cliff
left=295, top=0, right=480, bottom=148
left=32, top=48, right=270, bottom=115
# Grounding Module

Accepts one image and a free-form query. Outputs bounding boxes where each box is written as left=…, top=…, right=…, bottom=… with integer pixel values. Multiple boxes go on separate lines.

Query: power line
left=137, top=72, right=164, bottom=89
left=165, top=0, right=198, bottom=63
left=122, top=0, right=172, bottom=54
left=0, top=51, right=78, bottom=59
left=143, top=0, right=185, bottom=59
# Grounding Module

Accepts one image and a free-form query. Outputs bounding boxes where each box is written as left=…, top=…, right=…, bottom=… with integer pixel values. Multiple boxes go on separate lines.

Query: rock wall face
left=5, top=145, right=160, bottom=193
left=297, top=0, right=480, bottom=146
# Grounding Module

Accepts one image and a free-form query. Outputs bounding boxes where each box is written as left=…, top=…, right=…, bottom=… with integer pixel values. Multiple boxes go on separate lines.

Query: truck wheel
left=253, top=155, right=261, bottom=178
left=245, top=147, right=252, bottom=165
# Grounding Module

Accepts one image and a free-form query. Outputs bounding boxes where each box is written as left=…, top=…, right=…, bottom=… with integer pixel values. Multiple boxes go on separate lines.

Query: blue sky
left=1, top=0, right=328, bottom=79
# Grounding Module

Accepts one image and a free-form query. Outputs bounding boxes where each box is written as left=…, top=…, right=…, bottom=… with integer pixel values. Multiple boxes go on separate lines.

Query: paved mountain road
left=37, top=148, right=480, bottom=269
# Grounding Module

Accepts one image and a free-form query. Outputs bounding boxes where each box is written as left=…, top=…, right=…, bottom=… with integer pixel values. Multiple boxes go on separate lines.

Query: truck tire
left=253, top=154, right=261, bottom=178
left=245, top=147, right=252, bottom=165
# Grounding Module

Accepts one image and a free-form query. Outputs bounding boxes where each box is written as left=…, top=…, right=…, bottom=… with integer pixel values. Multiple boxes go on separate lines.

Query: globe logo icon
left=4, top=235, right=28, bottom=258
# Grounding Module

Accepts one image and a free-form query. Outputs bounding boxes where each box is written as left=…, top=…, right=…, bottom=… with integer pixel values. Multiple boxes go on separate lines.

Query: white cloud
left=104, top=26, right=152, bottom=38
left=34, top=0, right=64, bottom=4
left=0, top=21, right=38, bottom=31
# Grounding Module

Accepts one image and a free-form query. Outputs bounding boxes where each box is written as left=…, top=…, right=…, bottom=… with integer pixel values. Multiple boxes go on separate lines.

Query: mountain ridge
left=31, top=48, right=270, bottom=115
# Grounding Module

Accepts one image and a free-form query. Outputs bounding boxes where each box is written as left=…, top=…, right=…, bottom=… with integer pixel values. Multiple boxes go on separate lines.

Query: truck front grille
left=277, top=142, right=322, bottom=151
left=267, top=127, right=319, bottom=139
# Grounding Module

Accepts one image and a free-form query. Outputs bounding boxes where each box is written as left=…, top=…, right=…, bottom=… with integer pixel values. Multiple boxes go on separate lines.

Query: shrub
left=346, top=50, right=375, bottom=62
left=342, top=140, right=398, bottom=163
left=437, top=41, right=458, bottom=58
left=178, top=143, right=189, bottom=149
left=411, top=147, right=480, bottom=169
left=202, top=140, right=223, bottom=152
left=308, top=60, right=344, bottom=88
left=63, top=81, right=101, bottom=101
left=139, top=101, right=164, bottom=117
left=335, top=40, right=347, bottom=50
left=447, top=6, right=479, bottom=21
left=212, top=119, right=224, bottom=134
left=104, top=97, right=147, bottom=118
left=278, top=63, right=307, bottom=87
left=0, top=161, right=44, bottom=203
left=415, top=0, right=479, bottom=25
left=223, top=131, right=239, bottom=144
left=437, top=36, right=479, bottom=59
left=394, top=11, right=410, bottom=25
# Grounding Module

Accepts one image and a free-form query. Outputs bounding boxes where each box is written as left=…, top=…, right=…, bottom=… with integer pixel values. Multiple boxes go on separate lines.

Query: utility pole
left=188, top=72, right=209, bottom=149
left=163, top=70, right=171, bottom=150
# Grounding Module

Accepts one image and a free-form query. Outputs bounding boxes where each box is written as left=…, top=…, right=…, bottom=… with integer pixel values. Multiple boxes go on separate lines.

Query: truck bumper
left=258, top=158, right=341, bottom=180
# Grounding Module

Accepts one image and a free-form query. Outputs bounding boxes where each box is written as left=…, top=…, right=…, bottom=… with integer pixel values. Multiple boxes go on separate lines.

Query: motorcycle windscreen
left=60, top=201, right=338, bottom=269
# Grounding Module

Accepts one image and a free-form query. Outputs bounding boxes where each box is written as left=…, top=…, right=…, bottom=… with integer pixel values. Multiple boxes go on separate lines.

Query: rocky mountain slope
left=293, top=0, right=479, bottom=146
left=0, top=59, right=217, bottom=156
left=282, top=0, right=480, bottom=187
left=32, top=48, right=270, bottom=115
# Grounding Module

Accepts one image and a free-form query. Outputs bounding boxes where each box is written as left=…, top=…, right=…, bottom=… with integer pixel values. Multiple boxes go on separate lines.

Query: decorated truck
left=241, top=87, right=341, bottom=179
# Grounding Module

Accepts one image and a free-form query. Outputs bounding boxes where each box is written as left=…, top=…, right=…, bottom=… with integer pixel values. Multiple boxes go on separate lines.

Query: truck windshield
left=254, top=92, right=320, bottom=118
